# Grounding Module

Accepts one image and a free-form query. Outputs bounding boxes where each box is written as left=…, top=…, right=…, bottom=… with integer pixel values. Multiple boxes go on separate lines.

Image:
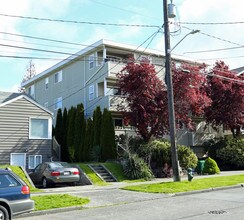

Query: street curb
left=15, top=206, right=85, bottom=219
left=173, top=184, right=243, bottom=196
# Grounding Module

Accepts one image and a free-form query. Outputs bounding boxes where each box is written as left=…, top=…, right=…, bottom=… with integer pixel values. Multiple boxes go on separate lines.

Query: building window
left=28, top=85, right=35, bottom=98
left=89, top=54, right=95, bottom=69
left=29, top=118, right=52, bottom=139
left=114, top=119, right=123, bottom=129
left=54, top=97, right=62, bottom=110
left=45, top=77, right=49, bottom=90
left=89, top=85, right=94, bottom=100
left=54, top=71, right=62, bottom=83
left=28, top=155, right=42, bottom=169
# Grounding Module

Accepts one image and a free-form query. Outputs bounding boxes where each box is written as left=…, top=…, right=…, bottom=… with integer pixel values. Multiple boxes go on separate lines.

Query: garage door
left=10, top=153, right=26, bottom=169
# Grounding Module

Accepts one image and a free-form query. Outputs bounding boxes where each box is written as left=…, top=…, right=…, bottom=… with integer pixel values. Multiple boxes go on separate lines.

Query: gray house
left=0, top=91, right=53, bottom=170
left=21, top=39, right=218, bottom=147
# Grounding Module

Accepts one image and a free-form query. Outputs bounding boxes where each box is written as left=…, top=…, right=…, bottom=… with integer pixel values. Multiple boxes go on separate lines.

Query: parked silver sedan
left=29, top=162, right=80, bottom=188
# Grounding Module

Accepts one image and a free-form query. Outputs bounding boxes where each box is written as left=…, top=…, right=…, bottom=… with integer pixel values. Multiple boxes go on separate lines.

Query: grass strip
left=32, top=194, right=89, bottom=211
left=122, top=174, right=244, bottom=193
left=0, top=165, right=40, bottom=192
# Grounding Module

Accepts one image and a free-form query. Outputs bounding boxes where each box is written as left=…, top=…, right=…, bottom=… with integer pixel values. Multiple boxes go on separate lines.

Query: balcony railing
left=109, top=95, right=128, bottom=111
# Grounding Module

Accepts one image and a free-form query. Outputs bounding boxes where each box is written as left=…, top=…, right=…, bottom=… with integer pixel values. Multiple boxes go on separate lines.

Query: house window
left=89, top=85, right=94, bottom=100
left=45, top=77, right=49, bottom=90
left=28, top=155, right=42, bottom=169
left=114, top=119, right=123, bottom=129
left=28, top=85, right=35, bottom=98
left=29, top=118, right=52, bottom=139
left=54, top=97, right=62, bottom=110
left=89, top=54, right=95, bottom=69
left=54, top=71, right=62, bottom=83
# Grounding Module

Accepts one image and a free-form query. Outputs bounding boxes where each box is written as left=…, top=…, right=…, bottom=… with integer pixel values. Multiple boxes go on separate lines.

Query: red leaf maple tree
left=204, top=61, right=244, bottom=137
left=117, top=59, right=211, bottom=141
left=117, top=59, right=168, bottom=142
left=172, top=62, right=211, bottom=130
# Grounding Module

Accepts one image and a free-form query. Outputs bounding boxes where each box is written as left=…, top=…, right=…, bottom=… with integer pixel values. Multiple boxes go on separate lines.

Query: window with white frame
left=45, top=77, right=49, bottom=89
left=54, top=97, right=62, bottom=110
left=28, top=155, right=42, bottom=169
left=89, top=54, right=95, bottom=69
left=89, top=85, right=95, bottom=100
left=29, top=118, right=52, bottom=139
left=28, top=85, right=35, bottom=97
left=54, top=71, right=62, bottom=83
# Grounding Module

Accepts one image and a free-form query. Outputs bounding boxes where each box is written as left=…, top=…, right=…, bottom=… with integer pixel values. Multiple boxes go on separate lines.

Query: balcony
left=109, top=95, right=128, bottom=112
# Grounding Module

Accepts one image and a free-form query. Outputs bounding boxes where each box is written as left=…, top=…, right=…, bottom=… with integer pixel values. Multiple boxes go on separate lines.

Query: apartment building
left=21, top=39, right=217, bottom=146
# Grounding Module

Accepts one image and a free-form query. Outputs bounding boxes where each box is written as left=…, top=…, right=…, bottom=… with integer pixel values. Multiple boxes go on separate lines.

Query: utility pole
left=163, top=0, right=181, bottom=182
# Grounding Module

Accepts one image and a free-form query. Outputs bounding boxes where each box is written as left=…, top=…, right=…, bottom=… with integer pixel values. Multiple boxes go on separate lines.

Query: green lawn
left=122, top=174, right=244, bottom=193
left=0, top=165, right=40, bottom=192
left=32, top=194, right=89, bottom=211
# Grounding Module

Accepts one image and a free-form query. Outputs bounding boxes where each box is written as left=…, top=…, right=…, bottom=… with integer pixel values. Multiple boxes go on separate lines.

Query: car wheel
left=0, top=205, right=9, bottom=220
left=69, top=182, right=77, bottom=186
left=42, top=177, right=48, bottom=188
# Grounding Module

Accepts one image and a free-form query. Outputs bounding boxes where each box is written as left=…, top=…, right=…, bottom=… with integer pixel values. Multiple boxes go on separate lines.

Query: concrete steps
left=89, top=164, right=117, bottom=182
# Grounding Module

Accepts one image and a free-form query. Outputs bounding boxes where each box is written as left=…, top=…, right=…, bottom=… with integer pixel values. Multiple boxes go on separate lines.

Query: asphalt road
left=17, top=186, right=244, bottom=220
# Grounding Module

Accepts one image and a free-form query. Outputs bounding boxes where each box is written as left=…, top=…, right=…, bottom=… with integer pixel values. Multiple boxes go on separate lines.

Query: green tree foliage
left=100, top=108, right=117, bottom=161
left=177, top=145, right=198, bottom=169
left=74, top=104, right=85, bottom=162
left=202, top=157, right=220, bottom=175
left=93, top=106, right=102, bottom=147
left=217, top=138, right=244, bottom=168
left=61, top=108, right=69, bottom=162
left=67, top=106, right=76, bottom=162
left=83, top=118, right=93, bottom=161
left=55, top=108, right=63, bottom=146
left=123, top=153, right=153, bottom=180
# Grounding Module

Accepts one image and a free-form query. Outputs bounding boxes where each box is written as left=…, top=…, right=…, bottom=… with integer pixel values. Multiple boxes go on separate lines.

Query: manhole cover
left=208, top=210, right=227, bottom=214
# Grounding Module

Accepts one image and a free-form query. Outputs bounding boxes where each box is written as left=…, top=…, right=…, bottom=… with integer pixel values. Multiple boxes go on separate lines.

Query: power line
left=0, top=13, right=160, bottom=28
left=0, top=31, right=90, bottom=47
left=197, top=55, right=244, bottom=61
left=184, top=45, right=244, bottom=54
left=179, top=21, right=244, bottom=25
left=182, top=26, right=243, bottom=47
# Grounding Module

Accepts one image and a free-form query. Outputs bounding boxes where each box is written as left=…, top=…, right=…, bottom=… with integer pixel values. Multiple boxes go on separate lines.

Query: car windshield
left=49, top=162, right=64, bottom=169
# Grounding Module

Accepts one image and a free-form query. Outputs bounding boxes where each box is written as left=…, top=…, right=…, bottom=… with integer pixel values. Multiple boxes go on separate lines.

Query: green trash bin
left=197, top=160, right=205, bottom=175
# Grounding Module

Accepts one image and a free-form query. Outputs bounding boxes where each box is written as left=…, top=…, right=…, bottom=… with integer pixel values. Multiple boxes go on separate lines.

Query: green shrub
left=123, top=154, right=153, bottom=180
left=177, top=145, right=198, bottom=170
left=216, top=139, right=244, bottom=168
left=149, top=140, right=171, bottom=166
left=202, top=157, right=220, bottom=175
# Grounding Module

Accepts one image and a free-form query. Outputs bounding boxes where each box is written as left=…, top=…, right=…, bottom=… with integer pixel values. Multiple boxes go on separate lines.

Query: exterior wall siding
left=0, top=97, right=52, bottom=169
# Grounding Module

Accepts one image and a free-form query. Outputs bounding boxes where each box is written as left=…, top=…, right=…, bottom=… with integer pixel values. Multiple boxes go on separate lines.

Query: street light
left=171, top=30, right=200, bottom=52
left=163, top=0, right=199, bottom=182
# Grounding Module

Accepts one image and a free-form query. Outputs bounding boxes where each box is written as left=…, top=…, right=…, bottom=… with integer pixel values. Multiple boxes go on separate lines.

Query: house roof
left=0, top=92, right=22, bottom=104
left=21, top=39, right=199, bottom=87
left=231, top=66, right=244, bottom=76
left=0, top=91, right=53, bottom=115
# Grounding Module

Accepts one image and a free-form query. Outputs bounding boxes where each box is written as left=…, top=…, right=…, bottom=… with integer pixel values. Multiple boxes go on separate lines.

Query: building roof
left=0, top=91, right=22, bottom=104
left=0, top=91, right=53, bottom=115
left=21, top=39, right=199, bottom=87
left=231, top=66, right=244, bottom=76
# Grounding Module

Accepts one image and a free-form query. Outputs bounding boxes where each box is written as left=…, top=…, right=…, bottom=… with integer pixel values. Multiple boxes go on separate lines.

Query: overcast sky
left=0, top=0, right=243, bottom=92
